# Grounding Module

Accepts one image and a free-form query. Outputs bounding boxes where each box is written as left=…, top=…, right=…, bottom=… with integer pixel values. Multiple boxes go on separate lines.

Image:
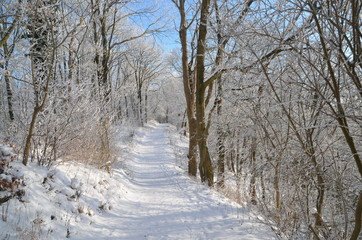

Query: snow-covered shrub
left=0, top=144, right=25, bottom=204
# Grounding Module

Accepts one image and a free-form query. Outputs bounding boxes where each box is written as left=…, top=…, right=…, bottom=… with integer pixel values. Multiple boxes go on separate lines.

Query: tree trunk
left=91, top=0, right=101, bottom=94
left=311, top=154, right=325, bottom=228
left=23, top=2, right=56, bottom=165
left=309, top=3, right=362, bottom=178
left=195, top=0, right=213, bottom=186
left=99, top=115, right=111, bottom=165
left=249, top=137, right=257, bottom=205
left=4, top=65, right=14, bottom=121
left=217, top=127, right=225, bottom=188
left=124, top=96, right=129, bottom=118
left=177, top=0, right=198, bottom=177
left=188, top=118, right=198, bottom=176
left=144, top=88, right=148, bottom=123
left=23, top=53, right=54, bottom=166
left=216, top=80, right=225, bottom=188
left=213, top=1, right=227, bottom=188
left=3, top=43, right=14, bottom=121
left=101, top=11, right=111, bottom=102
left=23, top=106, right=41, bottom=165
left=198, top=135, right=214, bottom=186
left=137, top=87, right=143, bottom=126
left=274, top=161, right=281, bottom=212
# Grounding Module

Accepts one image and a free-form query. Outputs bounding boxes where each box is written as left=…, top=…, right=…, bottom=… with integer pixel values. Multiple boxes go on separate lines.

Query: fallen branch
left=0, top=194, right=12, bottom=205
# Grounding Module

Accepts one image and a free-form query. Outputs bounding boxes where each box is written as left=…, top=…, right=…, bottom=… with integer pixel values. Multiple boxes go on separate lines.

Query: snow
left=0, top=146, right=13, bottom=158
left=0, top=121, right=277, bottom=239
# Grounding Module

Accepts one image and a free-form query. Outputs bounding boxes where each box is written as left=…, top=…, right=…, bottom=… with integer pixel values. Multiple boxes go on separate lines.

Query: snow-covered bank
left=1, top=122, right=277, bottom=239
left=0, top=159, right=127, bottom=239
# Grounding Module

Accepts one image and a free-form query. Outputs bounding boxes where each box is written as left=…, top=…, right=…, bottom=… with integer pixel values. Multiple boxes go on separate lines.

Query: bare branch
left=0, top=17, right=18, bottom=48
left=110, top=19, right=161, bottom=49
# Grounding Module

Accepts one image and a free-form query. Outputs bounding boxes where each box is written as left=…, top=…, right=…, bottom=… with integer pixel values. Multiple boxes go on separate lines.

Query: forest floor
left=1, top=121, right=277, bottom=240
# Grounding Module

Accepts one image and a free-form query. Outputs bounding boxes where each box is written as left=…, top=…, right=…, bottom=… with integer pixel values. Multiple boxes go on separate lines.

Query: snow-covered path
left=77, top=122, right=275, bottom=240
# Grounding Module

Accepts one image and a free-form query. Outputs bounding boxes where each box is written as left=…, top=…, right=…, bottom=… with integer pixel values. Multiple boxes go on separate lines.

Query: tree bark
left=273, top=160, right=281, bottom=225
left=175, top=0, right=198, bottom=176
left=101, top=8, right=111, bottom=102
left=23, top=0, right=57, bottom=165
left=216, top=82, right=225, bottom=188
left=216, top=123, right=225, bottom=188
left=249, top=137, right=257, bottom=204
left=0, top=17, right=17, bottom=48
left=137, top=86, right=143, bottom=126
left=23, top=106, right=41, bottom=165
left=214, top=1, right=225, bottom=188
left=196, top=0, right=214, bottom=186
left=144, top=88, right=148, bottom=123
left=188, top=118, right=198, bottom=176
left=3, top=43, right=14, bottom=121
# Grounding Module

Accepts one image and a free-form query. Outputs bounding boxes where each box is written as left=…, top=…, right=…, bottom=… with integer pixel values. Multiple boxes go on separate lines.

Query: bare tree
left=0, top=0, right=22, bottom=124
left=23, top=0, right=58, bottom=166
left=125, top=42, right=163, bottom=126
left=171, top=0, right=198, bottom=177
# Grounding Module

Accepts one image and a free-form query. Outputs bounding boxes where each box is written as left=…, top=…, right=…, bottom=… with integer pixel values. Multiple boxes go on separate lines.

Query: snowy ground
left=1, top=121, right=277, bottom=239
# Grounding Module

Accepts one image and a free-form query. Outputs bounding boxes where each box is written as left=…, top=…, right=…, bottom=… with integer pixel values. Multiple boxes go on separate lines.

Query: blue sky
left=127, top=0, right=181, bottom=52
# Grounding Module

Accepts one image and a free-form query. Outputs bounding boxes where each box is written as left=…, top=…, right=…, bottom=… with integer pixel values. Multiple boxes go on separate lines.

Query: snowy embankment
left=1, top=121, right=277, bottom=239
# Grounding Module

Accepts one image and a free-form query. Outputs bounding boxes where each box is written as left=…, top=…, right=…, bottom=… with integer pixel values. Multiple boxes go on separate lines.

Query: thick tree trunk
left=198, top=134, right=214, bottom=186
left=188, top=118, right=198, bottom=176
left=195, top=0, right=213, bottom=186
left=177, top=0, right=198, bottom=177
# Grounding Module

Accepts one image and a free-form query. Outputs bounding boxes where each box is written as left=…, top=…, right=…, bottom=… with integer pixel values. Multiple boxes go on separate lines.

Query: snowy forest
left=0, top=0, right=361, bottom=239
